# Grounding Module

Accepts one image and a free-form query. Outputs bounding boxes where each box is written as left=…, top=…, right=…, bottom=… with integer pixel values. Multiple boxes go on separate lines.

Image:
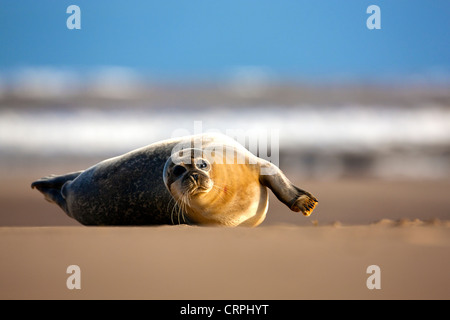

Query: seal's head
left=163, top=146, right=269, bottom=226
left=163, top=148, right=214, bottom=202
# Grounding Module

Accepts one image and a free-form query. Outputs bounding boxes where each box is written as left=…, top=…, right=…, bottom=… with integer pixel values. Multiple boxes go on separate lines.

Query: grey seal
left=32, top=134, right=318, bottom=226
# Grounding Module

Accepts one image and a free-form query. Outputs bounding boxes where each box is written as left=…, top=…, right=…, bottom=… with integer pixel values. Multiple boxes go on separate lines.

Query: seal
left=31, top=133, right=318, bottom=226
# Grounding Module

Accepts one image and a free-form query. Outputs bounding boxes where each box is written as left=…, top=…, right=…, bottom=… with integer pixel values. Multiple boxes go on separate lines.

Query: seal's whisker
left=183, top=193, right=191, bottom=224
left=177, top=195, right=184, bottom=225
left=179, top=194, right=185, bottom=224
left=166, top=195, right=176, bottom=213
left=176, top=195, right=182, bottom=225
left=174, top=192, right=188, bottom=225
left=182, top=193, right=191, bottom=224
left=168, top=196, right=179, bottom=225
left=170, top=198, right=179, bottom=225
left=171, top=194, right=186, bottom=225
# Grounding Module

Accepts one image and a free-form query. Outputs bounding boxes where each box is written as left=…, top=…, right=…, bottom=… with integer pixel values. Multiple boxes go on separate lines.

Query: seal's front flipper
left=31, top=171, right=82, bottom=214
left=259, top=162, right=318, bottom=216
left=288, top=188, right=318, bottom=216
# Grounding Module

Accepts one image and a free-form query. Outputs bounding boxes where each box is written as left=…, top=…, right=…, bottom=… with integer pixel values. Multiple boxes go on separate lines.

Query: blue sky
left=1, top=0, right=449, bottom=81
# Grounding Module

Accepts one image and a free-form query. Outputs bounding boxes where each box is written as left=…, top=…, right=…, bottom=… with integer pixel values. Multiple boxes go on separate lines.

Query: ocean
left=1, top=103, right=449, bottom=179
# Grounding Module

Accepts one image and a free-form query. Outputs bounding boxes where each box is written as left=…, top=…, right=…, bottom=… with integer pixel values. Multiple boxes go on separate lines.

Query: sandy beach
left=0, top=224, right=448, bottom=300
left=1, top=85, right=449, bottom=300
left=1, top=175, right=449, bottom=300
left=1, top=0, right=449, bottom=302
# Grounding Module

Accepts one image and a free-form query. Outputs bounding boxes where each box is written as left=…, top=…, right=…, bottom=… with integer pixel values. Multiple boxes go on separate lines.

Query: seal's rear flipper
left=259, top=162, right=318, bottom=216
left=31, top=171, right=82, bottom=214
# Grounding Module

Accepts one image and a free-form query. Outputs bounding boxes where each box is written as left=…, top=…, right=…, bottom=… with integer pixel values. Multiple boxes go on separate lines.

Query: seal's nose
left=191, top=173, right=199, bottom=182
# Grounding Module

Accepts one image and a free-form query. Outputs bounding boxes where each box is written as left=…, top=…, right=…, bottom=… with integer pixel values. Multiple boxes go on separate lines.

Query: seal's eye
left=172, top=165, right=187, bottom=177
left=196, top=160, right=209, bottom=170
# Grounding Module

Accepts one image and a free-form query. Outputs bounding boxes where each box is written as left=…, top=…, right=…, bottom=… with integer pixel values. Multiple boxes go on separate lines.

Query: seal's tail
left=31, top=171, right=82, bottom=214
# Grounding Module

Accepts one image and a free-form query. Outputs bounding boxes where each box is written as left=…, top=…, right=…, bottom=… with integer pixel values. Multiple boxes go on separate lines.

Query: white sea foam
left=1, top=105, right=450, bottom=156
